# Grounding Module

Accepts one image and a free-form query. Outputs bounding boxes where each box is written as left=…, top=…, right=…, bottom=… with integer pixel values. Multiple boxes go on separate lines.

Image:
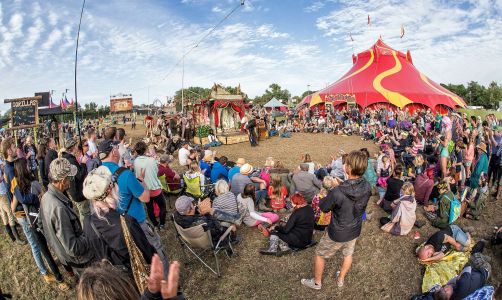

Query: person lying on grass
left=417, top=225, right=471, bottom=263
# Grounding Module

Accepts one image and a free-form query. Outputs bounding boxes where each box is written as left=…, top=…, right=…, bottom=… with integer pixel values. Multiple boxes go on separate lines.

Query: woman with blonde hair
left=302, top=153, right=315, bottom=174
left=260, top=156, right=275, bottom=187
left=82, top=166, right=156, bottom=271
left=380, top=182, right=417, bottom=236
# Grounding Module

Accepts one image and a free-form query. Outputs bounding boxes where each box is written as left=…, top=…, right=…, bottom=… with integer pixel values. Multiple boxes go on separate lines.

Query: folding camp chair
left=159, top=174, right=183, bottom=208
left=172, top=215, right=235, bottom=277
left=182, top=174, right=203, bottom=198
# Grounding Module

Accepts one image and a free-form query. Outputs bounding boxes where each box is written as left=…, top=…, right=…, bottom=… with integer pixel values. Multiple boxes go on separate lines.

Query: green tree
left=173, top=86, right=212, bottom=111
left=486, top=81, right=502, bottom=109
left=253, top=83, right=291, bottom=106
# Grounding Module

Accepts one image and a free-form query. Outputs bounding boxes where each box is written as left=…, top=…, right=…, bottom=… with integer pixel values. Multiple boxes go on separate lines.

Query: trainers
left=301, top=278, right=322, bottom=290
left=43, top=274, right=57, bottom=283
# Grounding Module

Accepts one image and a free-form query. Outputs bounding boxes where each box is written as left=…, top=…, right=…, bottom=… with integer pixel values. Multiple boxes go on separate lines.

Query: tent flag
left=368, top=15, right=371, bottom=26
left=400, top=24, right=405, bottom=38
left=349, top=32, right=354, bottom=42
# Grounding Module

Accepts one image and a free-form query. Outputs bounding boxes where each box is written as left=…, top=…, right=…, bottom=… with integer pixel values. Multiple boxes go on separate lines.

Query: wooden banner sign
left=4, top=96, right=41, bottom=129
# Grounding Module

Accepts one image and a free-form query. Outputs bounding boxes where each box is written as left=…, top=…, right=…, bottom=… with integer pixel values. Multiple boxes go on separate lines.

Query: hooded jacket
left=38, top=184, right=93, bottom=267
left=62, top=152, right=87, bottom=203
left=320, top=177, right=371, bottom=242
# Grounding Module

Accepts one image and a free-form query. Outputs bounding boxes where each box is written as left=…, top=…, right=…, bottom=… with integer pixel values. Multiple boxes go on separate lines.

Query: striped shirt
left=212, top=191, right=238, bottom=214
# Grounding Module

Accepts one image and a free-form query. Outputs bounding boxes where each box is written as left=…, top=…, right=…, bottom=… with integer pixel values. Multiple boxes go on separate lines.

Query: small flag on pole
left=367, top=15, right=371, bottom=26
left=349, top=32, right=354, bottom=42
left=400, top=24, right=405, bottom=38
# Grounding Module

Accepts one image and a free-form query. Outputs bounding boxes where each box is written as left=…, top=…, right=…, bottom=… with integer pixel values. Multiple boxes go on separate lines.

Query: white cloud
left=19, top=18, right=44, bottom=58
left=48, top=10, right=57, bottom=26
left=9, top=12, right=23, bottom=35
left=212, top=6, right=223, bottom=13
left=31, top=2, right=42, bottom=18
left=256, top=24, right=289, bottom=38
left=314, top=0, right=502, bottom=86
left=41, top=29, right=62, bottom=50
left=305, top=1, right=325, bottom=12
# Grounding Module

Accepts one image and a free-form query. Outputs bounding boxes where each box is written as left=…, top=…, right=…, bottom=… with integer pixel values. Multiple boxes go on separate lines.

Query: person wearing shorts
left=301, top=151, right=371, bottom=290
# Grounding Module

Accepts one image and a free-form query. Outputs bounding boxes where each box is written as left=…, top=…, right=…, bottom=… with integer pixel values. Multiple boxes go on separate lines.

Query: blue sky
left=1, top=0, right=501, bottom=112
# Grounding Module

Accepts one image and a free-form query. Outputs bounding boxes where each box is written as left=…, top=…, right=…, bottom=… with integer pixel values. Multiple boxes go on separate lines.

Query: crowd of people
left=1, top=106, right=502, bottom=299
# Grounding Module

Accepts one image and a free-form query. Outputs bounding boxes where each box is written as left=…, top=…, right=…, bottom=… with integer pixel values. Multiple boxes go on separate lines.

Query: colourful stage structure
left=297, top=39, right=466, bottom=113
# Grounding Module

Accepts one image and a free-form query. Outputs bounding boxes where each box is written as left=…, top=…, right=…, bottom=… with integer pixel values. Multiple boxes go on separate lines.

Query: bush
left=196, top=125, right=212, bottom=138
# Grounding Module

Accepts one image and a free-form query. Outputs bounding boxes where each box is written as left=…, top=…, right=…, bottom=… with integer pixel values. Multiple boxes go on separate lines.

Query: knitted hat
left=83, top=166, right=112, bottom=201
left=175, top=195, right=194, bottom=215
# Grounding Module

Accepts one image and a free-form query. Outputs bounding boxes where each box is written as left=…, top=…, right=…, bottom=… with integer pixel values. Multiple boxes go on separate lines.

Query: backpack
left=444, top=194, right=461, bottom=224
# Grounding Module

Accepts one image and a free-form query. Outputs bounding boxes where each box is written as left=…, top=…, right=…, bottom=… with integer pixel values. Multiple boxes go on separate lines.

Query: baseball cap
left=64, top=138, right=77, bottom=149
left=49, top=158, right=78, bottom=181
left=98, top=139, right=120, bottom=160
left=175, top=195, right=194, bottom=215
left=83, top=166, right=112, bottom=201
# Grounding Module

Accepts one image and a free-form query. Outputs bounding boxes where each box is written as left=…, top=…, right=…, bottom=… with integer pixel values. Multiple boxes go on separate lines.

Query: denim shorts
left=450, top=225, right=469, bottom=249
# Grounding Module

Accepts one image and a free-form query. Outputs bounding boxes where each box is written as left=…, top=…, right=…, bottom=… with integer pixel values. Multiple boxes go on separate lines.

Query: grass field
left=1, top=127, right=501, bottom=299
left=458, top=108, right=502, bottom=119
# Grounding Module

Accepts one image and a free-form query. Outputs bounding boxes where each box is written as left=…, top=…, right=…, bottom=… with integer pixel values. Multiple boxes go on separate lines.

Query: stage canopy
left=263, top=97, right=286, bottom=108
left=297, top=39, right=466, bottom=112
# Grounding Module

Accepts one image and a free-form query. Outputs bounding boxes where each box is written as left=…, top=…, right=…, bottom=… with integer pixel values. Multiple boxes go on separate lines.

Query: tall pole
left=74, top=0, right=86, bottom=145
left=181, top=55, right=185, bottom=115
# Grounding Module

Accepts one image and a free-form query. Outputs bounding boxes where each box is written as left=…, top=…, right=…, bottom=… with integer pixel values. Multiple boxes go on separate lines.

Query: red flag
left=367, top=15, right=371, bottom=26
left=400, top=24, right=405, bottom=38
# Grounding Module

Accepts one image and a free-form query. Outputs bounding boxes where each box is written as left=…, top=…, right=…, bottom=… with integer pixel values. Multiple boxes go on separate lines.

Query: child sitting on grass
left=268, top=174, right=287, bottom=212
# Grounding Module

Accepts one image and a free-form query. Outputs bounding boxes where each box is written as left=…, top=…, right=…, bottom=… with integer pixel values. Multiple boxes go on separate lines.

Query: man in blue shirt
left=210, top=156, right=229, bottom=183
left=228, top=158, right=245, bottom=182
left=99, top=138, right=170, bottom=276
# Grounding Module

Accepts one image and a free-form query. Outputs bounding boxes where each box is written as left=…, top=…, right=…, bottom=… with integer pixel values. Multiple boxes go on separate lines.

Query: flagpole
left=74, top=0, right=86, bottom=145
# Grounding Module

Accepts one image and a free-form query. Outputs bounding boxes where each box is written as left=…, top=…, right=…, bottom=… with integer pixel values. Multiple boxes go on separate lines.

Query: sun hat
left=175, top=195, right=194, bottom=215
left=240, top=163, right=253, bottom=175
left=203, top=154, right=212, bottom=162
left=83, top=166, right=112, bottom=201
left=49, top=158, right=78, bottom=181
left=476, top=142, right=487, bottom=153
left=236, top=158, right=246, bottom=166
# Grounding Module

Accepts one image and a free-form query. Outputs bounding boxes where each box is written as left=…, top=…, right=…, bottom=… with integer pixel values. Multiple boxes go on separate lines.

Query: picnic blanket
left=420, top=249, right=471, bottom=292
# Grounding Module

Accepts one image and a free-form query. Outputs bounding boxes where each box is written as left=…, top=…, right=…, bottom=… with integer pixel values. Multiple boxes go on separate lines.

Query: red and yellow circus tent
left=297, top=39, right=466, bottom=113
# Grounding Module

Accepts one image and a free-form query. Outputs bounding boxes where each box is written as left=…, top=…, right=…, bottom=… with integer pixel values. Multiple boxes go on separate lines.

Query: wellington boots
left=4, top=225, right=16, bottom=242
left=259, top=235, right=279, bottom=255
left=11, top=225, right=26, bottom=245
left=276, top=240, right=292, bottom=257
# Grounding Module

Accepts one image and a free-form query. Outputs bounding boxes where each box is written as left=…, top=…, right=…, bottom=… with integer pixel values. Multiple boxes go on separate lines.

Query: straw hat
left=476, top=142, right=487, bottom=153
left=236, top=158, right=246, bottom=166
left=202, top=154, right=212, bottom=162
left=240, top=163, right=253, bottom=175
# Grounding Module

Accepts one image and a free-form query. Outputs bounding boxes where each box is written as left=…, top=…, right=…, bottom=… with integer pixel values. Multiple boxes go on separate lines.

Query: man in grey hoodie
left=39, top=158, right=93, bottom=276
